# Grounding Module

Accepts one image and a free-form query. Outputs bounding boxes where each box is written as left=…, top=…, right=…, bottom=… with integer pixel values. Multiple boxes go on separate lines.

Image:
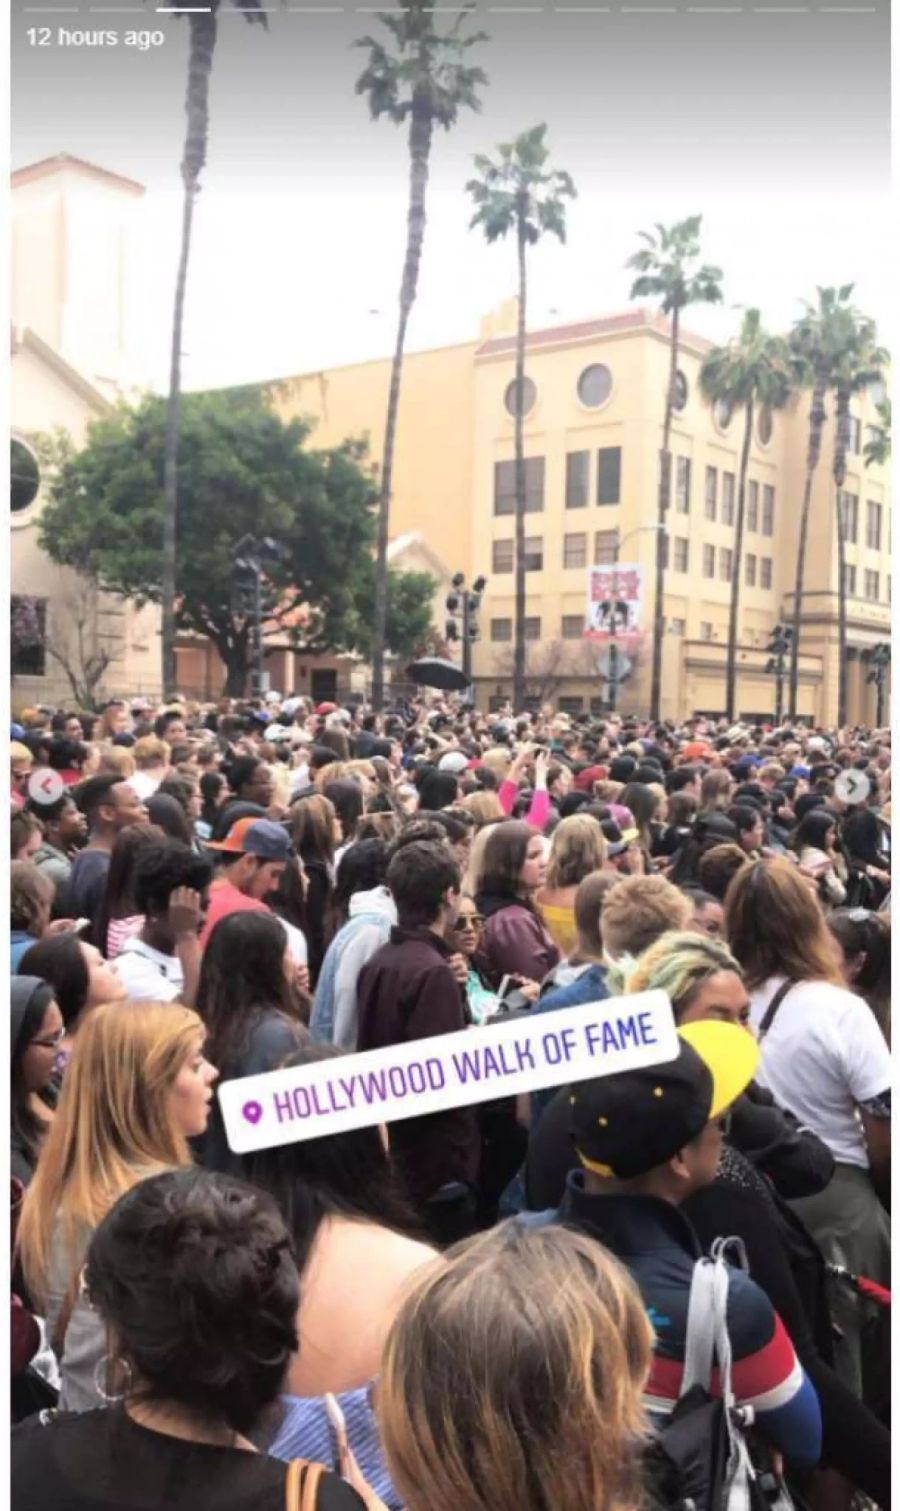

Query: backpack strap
left=681, top=1257, right=717, bottom=1396
left=285, top=1459, right=325, bottom=1511
left=757, top=980, right=794, bottom=1042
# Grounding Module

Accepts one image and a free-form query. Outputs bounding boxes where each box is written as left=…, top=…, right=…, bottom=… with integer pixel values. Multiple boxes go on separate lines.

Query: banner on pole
left=585, top=563, right=644, bottom=640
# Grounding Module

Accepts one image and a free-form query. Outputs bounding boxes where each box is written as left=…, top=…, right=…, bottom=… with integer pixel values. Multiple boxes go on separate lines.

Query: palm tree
left=467, top=125, right=576, bottom=709
left=864, top=396, right=891, bottom=469
left=700, top=310, right=793, bottom=721
left=829, top=315, right=887, bottom=725
left=162, top=0, right=266, bottom=698
left=786, top=285, right=858, bottom=719
left=356, top=3, right=487, bottom=711
left=626, top=217, right=723, bottom=720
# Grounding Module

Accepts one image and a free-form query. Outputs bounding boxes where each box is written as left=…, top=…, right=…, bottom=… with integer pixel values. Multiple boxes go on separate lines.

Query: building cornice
left=12, top=153, right=145, bottom=197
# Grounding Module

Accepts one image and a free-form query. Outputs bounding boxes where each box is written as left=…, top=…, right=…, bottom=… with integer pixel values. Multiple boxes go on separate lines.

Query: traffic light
left=446, top=619, right=459, bottom=641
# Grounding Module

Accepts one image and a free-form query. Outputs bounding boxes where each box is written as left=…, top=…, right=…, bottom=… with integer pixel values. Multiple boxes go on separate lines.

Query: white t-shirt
left=115, top=938, right=183, bottom=1002
left=749, top=975, right=891, bottom=1167
left=127, top=771, right=162, bottom=801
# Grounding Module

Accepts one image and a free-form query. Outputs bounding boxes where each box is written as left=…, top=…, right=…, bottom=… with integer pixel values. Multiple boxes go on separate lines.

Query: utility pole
left=603, top=524, right=662, bottom=713
left=765, top=623, right=794, bottom=725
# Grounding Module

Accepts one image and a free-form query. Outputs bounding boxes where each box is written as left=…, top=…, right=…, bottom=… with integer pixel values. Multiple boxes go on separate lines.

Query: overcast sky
left=11, top=0, right=892, bottom=392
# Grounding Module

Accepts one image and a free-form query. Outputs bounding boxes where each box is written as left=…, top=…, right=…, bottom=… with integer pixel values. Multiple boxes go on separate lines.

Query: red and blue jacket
left=558, top=1176, right=822, bottom=1469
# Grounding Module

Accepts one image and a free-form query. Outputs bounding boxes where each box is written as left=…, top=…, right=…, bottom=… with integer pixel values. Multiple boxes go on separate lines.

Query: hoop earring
left=94, top=1354, right=133, bottom=1405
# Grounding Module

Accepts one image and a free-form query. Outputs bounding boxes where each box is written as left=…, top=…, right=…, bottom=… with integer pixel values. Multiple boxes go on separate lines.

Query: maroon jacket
left=474, top=893, right=560, bottom=989
left=356, top=926, right=479, bottom=1205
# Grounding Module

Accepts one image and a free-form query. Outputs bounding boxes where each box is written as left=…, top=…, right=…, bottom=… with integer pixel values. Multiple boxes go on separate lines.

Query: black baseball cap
left=571, top=1022, right=759, bottom=1179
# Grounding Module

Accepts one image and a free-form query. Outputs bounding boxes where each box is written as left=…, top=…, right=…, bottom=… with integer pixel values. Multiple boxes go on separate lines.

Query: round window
left=11, top=439, right=40, bottom=513
left=757, top=407, right=773, bottom=446
left=504, top=377, right=537, bottom=419
left=577, top=364, right=613, bottom=409
left=713, top=398, right=733, bottom=433
left=672, top=371, right=688, bottom=412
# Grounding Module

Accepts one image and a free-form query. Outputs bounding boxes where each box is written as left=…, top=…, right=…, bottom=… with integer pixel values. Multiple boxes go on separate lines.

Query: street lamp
left=607, top=523, right=664, bottom=713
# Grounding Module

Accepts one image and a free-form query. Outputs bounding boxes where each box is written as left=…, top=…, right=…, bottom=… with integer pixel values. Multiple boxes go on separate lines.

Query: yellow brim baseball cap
left=678, top=1020, right=760, bottom=1121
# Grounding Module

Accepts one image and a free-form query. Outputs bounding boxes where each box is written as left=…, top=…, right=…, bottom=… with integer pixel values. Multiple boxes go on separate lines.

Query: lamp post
left=607, top=524, right=664, bottom=713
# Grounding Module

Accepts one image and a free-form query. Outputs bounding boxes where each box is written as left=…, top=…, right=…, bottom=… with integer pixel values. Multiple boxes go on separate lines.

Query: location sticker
left=218, top=989, right=678, bottom=1156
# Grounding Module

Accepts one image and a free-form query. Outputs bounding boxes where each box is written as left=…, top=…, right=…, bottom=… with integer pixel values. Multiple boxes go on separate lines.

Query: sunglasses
left=455, top=914, right=484, bottom=931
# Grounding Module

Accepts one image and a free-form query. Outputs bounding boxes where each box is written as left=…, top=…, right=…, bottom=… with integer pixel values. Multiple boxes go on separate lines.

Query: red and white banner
left=585, top=563, right=644, bottom=640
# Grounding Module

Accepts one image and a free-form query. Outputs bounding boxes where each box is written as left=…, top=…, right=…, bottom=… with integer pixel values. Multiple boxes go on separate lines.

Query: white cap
left=264, top=690, right=282, bottom=705
left=264, top=724, right=293, bottom=742
left=806, top=735, right=829, bottom=753
left=438, top=750, right=469, bottom=775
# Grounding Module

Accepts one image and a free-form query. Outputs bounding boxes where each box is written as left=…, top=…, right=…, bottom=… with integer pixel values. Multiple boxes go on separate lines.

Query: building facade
left=271, top=303, right=891, bottom=724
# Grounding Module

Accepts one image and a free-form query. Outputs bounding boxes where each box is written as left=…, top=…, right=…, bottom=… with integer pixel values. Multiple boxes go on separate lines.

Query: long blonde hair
left=16, top=1000, right=203, bottom=1306
left=545, top=814, right=607, bottom=890
left=379, top=1221, right=651, bottom=1511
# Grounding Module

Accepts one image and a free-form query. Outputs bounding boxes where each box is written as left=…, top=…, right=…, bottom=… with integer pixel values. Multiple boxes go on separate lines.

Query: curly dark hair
left=85, top=1168, right=298, bottom=1433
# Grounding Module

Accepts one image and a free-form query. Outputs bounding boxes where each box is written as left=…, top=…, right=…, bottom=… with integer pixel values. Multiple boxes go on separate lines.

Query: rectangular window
left=704, top=466, right=718, bottom=521
left=700, top=621, right=714, bottom=642
left=702, top=543, right=715, bottom=579
left=10, top=595, right=47, bottom=677
left=721, top=472, right=735, bottom=526
left=842, top=563, right=857, bottom=596
left=562, top=615, right=584, bottom=640
left=675, top=457, right=691, bottom=513
left=719, top=547, right=733, bottom=581
left=490, top=618, right=512, bottom=642
left=594, top=529, right=618, bottom=566
left=524, top=536, right=543, bottom=572
left=493, top=457, right=545, bottom=516
left=864, top=570, right=880, bottom=600
left=659, top=450, right=672, bottom=508
left=559, top=696, right=584, bottom=716
left=660, top=532, right=670, bottom=569
left=669, top=617, right=686, bottom=637
left=866, top=500, right=882, bottom=550
left=762, top=485, right=775, bottom=537
left=565, top=450, right=590, bottom=509
left=848, top=416, right=861, bottom=454
left=745, top=553, right=757, bottom=587
left=673, top=537, right=689, bottom=573
left=563, top=532, right=587, bottom=570
left=747, top=481, right=759, bottom=532
left=760, top=557, right=773, bottom=590
left=524, top=616, right=541, bottom=641
left=492, top=539, right=513, bottom=574
left=597, top=447, right=622, bottom=506
left=839, top=491, right=858, bottom=542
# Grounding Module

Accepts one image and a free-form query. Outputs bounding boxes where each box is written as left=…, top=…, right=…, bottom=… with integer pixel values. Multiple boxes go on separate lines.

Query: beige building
left=271, top=303, right=891, bottom=724
left=11, top=154, right=163, bottom=712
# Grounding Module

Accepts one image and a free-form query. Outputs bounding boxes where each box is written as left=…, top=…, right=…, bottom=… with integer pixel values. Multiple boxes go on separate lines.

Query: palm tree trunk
left=162, top=10, right=217, bottom=700
left=651, top=307, right=679, bottom=722
left=833, top=387, right=850, bottom=727
left=370, top=98, right=433, bottom=712
left=788, top=380, right=827, bottom=719
left=727, top=397, right=754, bottom=722
left=512, top=209, right=528, bottom=712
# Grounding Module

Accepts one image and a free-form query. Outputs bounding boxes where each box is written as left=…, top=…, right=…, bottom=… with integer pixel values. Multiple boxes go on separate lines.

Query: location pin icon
left=242, top=1100, right=263, bottom=1126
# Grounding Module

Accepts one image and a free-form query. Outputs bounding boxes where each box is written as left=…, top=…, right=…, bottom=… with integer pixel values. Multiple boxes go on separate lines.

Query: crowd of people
left=8, top=690, right=891, bottom=1510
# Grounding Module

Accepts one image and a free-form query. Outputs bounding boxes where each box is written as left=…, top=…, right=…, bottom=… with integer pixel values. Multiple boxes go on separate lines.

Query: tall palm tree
left=356, top=2, right=487, bottom=711
left=626, top=217, right=722, bottom=721
left=863, top=397, right=891, bottom=469
left=786, top=285, right=858, bottom=719
left=466, top=124, right=576, bottom=709
left=162, top=0, right=266, bottom=698
left=829, top=315, right=887, bottom=725
left=700, top=311, right=793, bottom=721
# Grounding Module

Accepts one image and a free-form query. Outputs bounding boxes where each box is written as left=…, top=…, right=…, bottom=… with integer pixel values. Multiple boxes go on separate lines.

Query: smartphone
left=73, top=919, right=92, bottom=936
left=324, top=1392, right=350, bottom=1472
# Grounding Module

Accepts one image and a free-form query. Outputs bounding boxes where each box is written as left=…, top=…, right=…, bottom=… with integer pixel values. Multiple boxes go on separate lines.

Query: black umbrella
left=405, top=656, right=471, bottom=692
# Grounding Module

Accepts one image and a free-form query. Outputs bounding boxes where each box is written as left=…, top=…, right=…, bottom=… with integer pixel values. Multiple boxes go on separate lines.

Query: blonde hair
left=608, top=930, right=742, bottom=1018
left=133, top=735, right=171, bottom=771
left=96, top=742, right=136, bottom=779
left=16, top=1000, right=203, bottom=1307
left=379, top=1221, right=651, bottom=1511
left=480, top=747, right=512, bottom=779
left=601, top=875, right=693, bottom=961
left=546, top=814, right=607, bottom=889
left=459, top=790, right=505, bottom=829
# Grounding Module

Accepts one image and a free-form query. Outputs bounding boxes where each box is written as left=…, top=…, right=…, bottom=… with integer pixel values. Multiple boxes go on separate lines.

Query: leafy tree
left=162, top=0, right=267, bottom=697
left=864, top=397, right=891, bottom=469
left=347, top=567, right=437, bottom=663
left=467, top=124, right=576, bottom=709
left=787, top=285, right=868, bottom=719
left=700, top=310, right=793, bottom=721
left=356, top=0, right=487, bottom=711
left=829, top=315, right=887, bottom=724
left=627, top=216, right=723, bottom=720
left=36, top=388, right=385, bottom=696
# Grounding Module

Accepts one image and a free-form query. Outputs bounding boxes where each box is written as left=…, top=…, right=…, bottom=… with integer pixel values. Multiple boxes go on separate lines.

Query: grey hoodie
left=310, top=885, right=398, bottom=1050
